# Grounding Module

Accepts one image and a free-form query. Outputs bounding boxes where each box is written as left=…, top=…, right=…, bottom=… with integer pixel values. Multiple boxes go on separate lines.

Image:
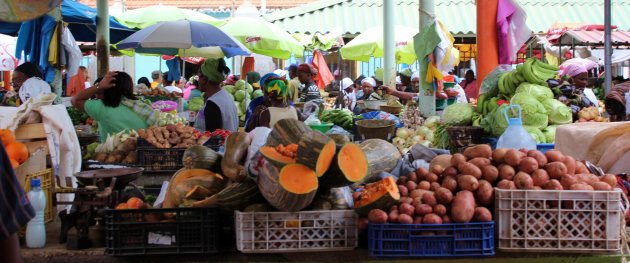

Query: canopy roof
left=560, top=30, right=630, bottom=45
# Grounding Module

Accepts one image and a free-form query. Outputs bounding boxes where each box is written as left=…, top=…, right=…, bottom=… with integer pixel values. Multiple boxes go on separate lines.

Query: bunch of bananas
left=319, top=109, right=353, bottom=130
left=498, top=58, right=558, bottom=98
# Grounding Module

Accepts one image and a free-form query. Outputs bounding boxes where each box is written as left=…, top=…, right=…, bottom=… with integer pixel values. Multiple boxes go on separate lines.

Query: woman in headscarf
left=560, top=63, right=589, bottom=89
left=246, top=72, right=261, bottom=86
left=297, top=63, right=322, bottom=103
left=246, top=74, right=302, bottom=132
left=1, top=62, right=50, bottom=106
left=184, top=76, right=201, bottom=101
left=358, top=77, right=382, bottom=101
left=194, top=58, right=239, bottom=132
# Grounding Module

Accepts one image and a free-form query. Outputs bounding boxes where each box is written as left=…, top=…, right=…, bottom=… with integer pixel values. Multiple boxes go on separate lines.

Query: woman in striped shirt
left=297, top=63, right=322, bottom=103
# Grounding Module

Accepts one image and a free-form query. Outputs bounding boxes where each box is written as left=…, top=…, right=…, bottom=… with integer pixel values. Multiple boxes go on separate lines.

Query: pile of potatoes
left=360, top=145, right=618, bottom=227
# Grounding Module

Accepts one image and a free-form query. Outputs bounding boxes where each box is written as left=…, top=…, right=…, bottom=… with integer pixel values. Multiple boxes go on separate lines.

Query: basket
left=104, top=207, right=220, bottom=256
left=152, top=100, right=178, bottom=112
left=496, top=189, right=623, bottom=253
left=363, top=100, right=388, bottom=110
left=355, top=119, right=396, bottom=141
left=537, top=143, right=554, bottom=153
left=368, top=222, right=495, bottom=257
left=309, top=122, right=334, bottom=133
left=446, top=126, right=484, bottom=153
left=379, top=105, right=403, bottom=115
left=235, top=210, right=358, bottom=253
left=136, top=142, right=186, bottom=172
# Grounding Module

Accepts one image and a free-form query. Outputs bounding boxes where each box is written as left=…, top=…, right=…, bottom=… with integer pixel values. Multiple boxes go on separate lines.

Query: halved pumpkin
left=321, top=143, right=368, bottom=187
left=297, top=131, right=336, bottom=177
left=182, top=145, right=221, bottom=170
left=259, top=145, right=297, bottom=167
left=162, top=168, right=226, bottom=208
left=257, top=160, right=317, bottom=212
left=354, top=176, right=400, bottom=216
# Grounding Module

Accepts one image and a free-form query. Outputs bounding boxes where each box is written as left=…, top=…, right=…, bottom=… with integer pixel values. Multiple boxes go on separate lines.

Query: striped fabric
left=300, top=83, right=322, bottom=102
left=120, top=98, right=160, bottom=126
left=0, top=143, right=34, bottom=240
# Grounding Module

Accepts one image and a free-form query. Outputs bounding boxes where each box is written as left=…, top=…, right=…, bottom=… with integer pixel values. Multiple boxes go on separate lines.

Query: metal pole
left=383, top=0, right=396, bottom=89
left=604, top=0, right=612, bottom=94
left=96, top=0, right=110, bottom=78
left=418, top=0, right=435, bottom=116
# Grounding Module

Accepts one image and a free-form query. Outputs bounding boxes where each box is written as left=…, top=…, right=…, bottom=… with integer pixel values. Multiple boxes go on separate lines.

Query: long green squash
left=265, top=118, right=311, bottom=147
left=191, top=177, right=262, bottom=210
left=221, top=132, right=252, bottom=182
left=356, top=139, right=401, bottom=185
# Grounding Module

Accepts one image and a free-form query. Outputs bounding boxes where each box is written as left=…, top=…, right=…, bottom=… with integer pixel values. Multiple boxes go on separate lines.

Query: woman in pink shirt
left=460, top=69, right=478, bottom=101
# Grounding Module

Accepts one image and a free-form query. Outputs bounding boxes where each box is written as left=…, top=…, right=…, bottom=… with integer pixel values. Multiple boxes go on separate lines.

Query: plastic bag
left=326, top=125, right=353, bottom=138
left=480, top=64, right=514, bottom=96
left=359, top=111, right=404, bottom=128
left=304, top=113, right=321, bottom=125
left=301, top=101, right=320, bottom=119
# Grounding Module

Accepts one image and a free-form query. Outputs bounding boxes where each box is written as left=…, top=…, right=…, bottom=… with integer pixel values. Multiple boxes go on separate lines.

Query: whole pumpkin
left=6, top=142, right=29, bottom=164
left=0, top=129, right=16, bottom=147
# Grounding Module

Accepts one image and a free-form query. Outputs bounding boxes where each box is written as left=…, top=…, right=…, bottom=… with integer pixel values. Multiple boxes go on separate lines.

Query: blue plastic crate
left=368, top=222, right=495, bottom=258
left=536, top=143, right=554, bottom=153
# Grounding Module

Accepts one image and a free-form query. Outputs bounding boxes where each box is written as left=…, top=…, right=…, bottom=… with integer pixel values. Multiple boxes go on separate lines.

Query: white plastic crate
left=496, top=188, right=623, bottom=253
left=235, top=210, right=358, bottom=253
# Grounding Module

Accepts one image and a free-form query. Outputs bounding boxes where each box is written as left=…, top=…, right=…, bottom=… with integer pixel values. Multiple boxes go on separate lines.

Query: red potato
left=469, top=157, right=492, bottom=168
left=433, top=204, right=447, bottom=216
left=575, top=161, right=589, bottom=174
left=398, top=185, right=409, bottom=197
left=416, top=167, right=428, bottom=181
left=545, top=150, right=565, bottom=163
left=399, top=203, right=415, bottom=216
left=435, top=187, right=454, bottom=205
left=422, top=193, right=437, bottom=206
left=398, top=214, right=413, bottom=224
left=481, top=165, right=499, bottom=184
left=415, top=204, right=433, bottom=216
left=592, top=181, right=613, bottom=191
left=458, top=175, right=480, bottom=191
left=458, top=162, right=482, bottom=179
left=518, top=157, right=539, bottom=174
left=407, top=172, right=418, bottom=184
left=450, top=190, right=476, bottom=223
left=399, top=197, right=413, bottom=204
left=451, top=154, right=467, bottom=170
left=431, top=164, right=445, bottom=176
left=497, top=179, right=516, bottom=189
left=475, top=180, right=494, bottom=206
left=423, top=213, right=443, bottom=224
left=492, top=148, right=509, bottom=164
left=563, top=156, right=577, bottom=175
left=527, top=150, right=548, bottom=167
left=531, top=169, right=550, bottom=187
left=499, top=164, right=516, bottom=180
left=367, top=209, right=388, bottom=223
left=430, top=182, right=441, bottom=191
left=441, top=176, right=458, bottom=193
left=406, top=181, right=418, bottom=192
left=397, top=176, right=408, bottom=185
left=560, top=174, right=578, bottom=190
left=418, top=181, right=431, bottom=190
left=533, top=186, right=542, bottom=190
left=442, top=215, right=452, bottom=223
left=413, top=216, right=423, bottom=224
left=514, top=172, right=534, bottom=190
left=443, top=166, right=459, bottom=177
left=544, top=179, right=563, bottom=190
left=575, top=173, right=599, bottom=185
left=600, top=174, right=617, bottom=188
left=410, top=189, right=434, bottom=199
left=546, top=162, right=568, bottom=179
left=357, top=217, right=369, bottom=231
left=505, top=149, right=525, bottom=167
left=389, top=205, right=398, bottom=213
left=411, top=197, right=422, bottom=207
left=388, top=210, right=400, bottom=223
left=474, top=207, right=493, bottom=222
left=570, top=183, right=594, bottom=191
left=463, top=144, right=493, bottom=159
left=426, top=172, right=439, bottom=183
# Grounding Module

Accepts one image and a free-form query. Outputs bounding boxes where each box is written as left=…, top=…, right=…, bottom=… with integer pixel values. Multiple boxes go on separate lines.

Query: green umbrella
left=340, top=25, right=419, bottom=65
left=115, top=5, right=224, bottom=29
left=219, top=17, right=304, bottom=59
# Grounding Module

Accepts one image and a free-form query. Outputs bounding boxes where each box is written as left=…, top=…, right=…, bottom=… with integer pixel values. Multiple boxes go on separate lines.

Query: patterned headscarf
left=264, top=79, right=288, bottom=101
left=200, top=58, right=229, bottom=83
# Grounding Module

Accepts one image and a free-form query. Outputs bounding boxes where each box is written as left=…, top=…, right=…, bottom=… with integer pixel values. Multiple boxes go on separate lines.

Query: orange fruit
left=5, top=141, right=28, bottom=164
left=115, top=203, right=129, bottom=210
left=9, top=158, right=19, bottom=169
left=0, top=129, right=16, bottom=147
left=126, top=197, right=144, bottom=209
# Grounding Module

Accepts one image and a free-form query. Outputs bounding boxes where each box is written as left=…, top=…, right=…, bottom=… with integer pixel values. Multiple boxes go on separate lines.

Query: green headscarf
left=246, top=72, right=261, bottom=85
left=264, top=79, right=288, bottom=101
left=200, top=58, right=228, bottom=83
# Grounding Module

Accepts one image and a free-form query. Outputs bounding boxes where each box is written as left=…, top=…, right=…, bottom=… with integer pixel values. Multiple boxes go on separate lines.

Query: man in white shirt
left=161, top=71, right=183, bottom=94
left=336, top=77, right=355, bottom=110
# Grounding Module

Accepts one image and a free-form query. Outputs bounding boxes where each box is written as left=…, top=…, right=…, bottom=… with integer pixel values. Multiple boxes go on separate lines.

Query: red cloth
left=312, top=50, right=333, bottom=89
left=66, top=69, right=86, bottom=96
left=241, top=57, right=255, bottom=79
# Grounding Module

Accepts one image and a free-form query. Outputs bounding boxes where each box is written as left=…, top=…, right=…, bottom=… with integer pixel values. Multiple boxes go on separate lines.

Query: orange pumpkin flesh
left=354, top=176, right=400, bottom=216
left=126, top=197, right=144, bottom=209
left=314, top=140, right=336, bottom=177
left=260, top=146, right=296, bottom=167
left=278, top=164, right=318, bottom=194
left=0, top=129, right=16, bottom=146
left=337, top=143, right=368, bottom=182
left=6, top=141, right=28, bottom=164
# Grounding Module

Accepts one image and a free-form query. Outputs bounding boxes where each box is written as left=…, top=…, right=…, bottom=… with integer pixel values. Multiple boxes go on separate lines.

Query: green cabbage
left=542, top=125, right=558, bottom=143
left=510, top=93, right=548, bottom=129
left=515, top=83, right=554, bottom=102
left=541, top=99, right=572, bottom=125
left=480, top=104, right=510, bottom=137
left=524, top=126, right=546, bottom=144
left=443, top=103, right=475, bottom=126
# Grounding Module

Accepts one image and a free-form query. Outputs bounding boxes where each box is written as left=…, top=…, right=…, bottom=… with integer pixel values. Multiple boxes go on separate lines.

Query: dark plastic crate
left=137, top=146, right=185, bottom=172
left=368, top=222, right=495, bottom=257
left=105, top=207, right=220, bottom=256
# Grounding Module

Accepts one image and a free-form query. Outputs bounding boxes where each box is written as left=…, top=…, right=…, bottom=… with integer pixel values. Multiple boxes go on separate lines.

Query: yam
left=399, top=203, right=415, bottom=216
left=399, top=197, right=413, bottom=204
left=415, top=204, right=433, bottom=216
left=545, top=150, right=565, bottom=163
left=367, top=209, right=388, bottom=223
left=433, top=204, right=447, bottom=216
left=458, top=162, right=482, bottom=179
left=418, top=181, right=431, bottom=190
left=492, top=148, right=509, bottom=164
left=563, top=156, right=577, bottom=175
left=423, top=213, right=443, bottom=224
left=498, top=164, right=516, bottom=180
left=422, top=193, right=437, bottom=206
left=481, top=165, right=499, bottom=183
left=505, top=149, right=525, bottom=167
left=497, top=179, right=516, bottom=189
left=469, top=157, right=492, bottom=168
left=474, top=207, right=493, bottom=222
left=450, top=190, right=475, bottom=223
left=451, top=153, right=467, bottom=168
left=397, top=176, right=408, bottom=185
left=518, top=157, right=539, bottom=174
left=546, top=162, right=567, bottom=180
left=457, top=175, right=479, bottom=191
left=441, top=176, right=458, bottom=193
left=544, top=179, right=563, bottom=190
left=527, top=150, right=548, bottom=167
left=531, top=169, right=550, bottom=187
left=475, top=180, right=494, bottom=206
left=434, top=187, right=453, bottom=205
left=442, top=215, right=452, bottom=223
left=514, top=172, right=534, bottom=190
left=592, top=181, right=612, bottom=191
left=407, top=172, right=418, bottom=183
left=443, top=166, right=459, bottom=177
left=575, top=173, right=598, bottom=185
left=463, top=144, right=492, bottom=159
left=430, top=182, right=441, bottom=191
left=398, top=214, right=413, bottom=224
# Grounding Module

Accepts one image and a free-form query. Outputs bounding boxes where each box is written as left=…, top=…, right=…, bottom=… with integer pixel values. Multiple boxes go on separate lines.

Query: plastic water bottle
left=25, top=179, right=46, bottom=248
left=496, top=105, right=537, bottom=151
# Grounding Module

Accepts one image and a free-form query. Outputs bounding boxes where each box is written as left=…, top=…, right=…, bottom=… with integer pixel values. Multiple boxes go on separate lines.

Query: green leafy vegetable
left=510, top=93, right=548, bottom=129
left=515, top=83, right=554, bottom=102
left=443, top=103, right=475, bottom=126
left=541, top=99, right=572, bottom=125
left=523, top=126, right=546, bottom=144
left=480, top=104, right=510, bottom=137
left=541, top=125, right=558, bottom=143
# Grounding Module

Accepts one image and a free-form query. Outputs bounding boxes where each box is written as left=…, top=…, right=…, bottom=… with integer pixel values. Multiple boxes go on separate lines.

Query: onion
left=424, top=116, right=440, bottom=129
left=416, top=126, right=431, bottom=136
left=396, top=128, right=412, bottom=139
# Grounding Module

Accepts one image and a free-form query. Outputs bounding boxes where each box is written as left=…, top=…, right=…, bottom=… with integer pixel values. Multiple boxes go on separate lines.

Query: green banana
left=498, top=72, right=507, bottom=95
left=522, top=58, right=539, bottom=84
left=476, top=94, right=487, bottom=113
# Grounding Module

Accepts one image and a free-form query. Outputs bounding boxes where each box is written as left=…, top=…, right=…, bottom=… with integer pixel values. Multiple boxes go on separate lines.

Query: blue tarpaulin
left=165, top=57, right=181, bottom=82
left=15, top=15, right=57, bottom=82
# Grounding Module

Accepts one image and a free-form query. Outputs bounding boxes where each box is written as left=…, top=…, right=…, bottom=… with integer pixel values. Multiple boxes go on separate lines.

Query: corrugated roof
left=265, top=0, right=630, bottom=37
left=562, top=30, right=630, bottom=45
left=79, top=0, right=315, bottom=10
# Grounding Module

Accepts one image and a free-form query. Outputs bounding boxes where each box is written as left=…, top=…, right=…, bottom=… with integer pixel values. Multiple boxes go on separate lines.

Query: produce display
left=187, top=97, right=204, bottom=112
left=90, top=130, right=138, bottom=163
left=223, top=80, right=254, bottom=122
left=392, top=116, right=439, bottom=154
left=398, top=100, right=424, bottom=131
left=354, top=144, right=616, bottom=228
left=577, top=106, right=608, bottom=122
left=137, top=124, right=207, bottom=148
left=67, top=106, right=93, bottom=126
left=318, top=108, right=354, bottom=130
left=1, top=129, right=28, bottom=169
